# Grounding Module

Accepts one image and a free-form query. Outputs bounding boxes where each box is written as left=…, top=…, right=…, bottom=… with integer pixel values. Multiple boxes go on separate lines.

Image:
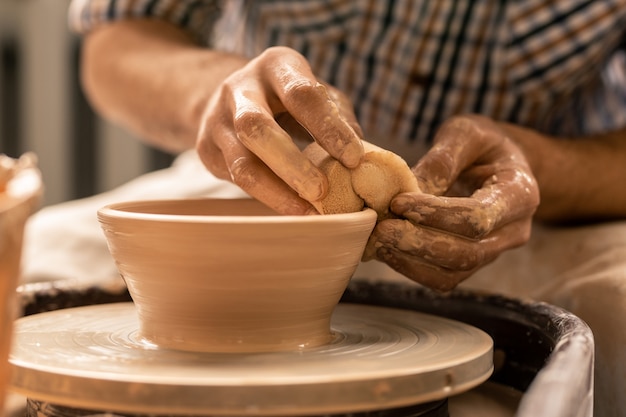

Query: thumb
left=411, top=144, right=459, bottom=196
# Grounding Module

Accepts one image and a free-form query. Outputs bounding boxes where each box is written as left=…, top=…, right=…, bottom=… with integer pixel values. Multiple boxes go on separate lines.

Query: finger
left=263, top=50, right=364, bottom=168
left=197, top=115, right=318, bottom=215
left=392, top=193, right=497, bottom=239
left=368, top=217, right=531, bottom=273
left=369, top=219, right=489, bottom=272
left=412, top=115, right=502, bottom=195
left=219, top=132, right=319, bottom=215
left=279, top=81, right=364, bottom=168
left=369, top=218, right=532, bottom=292
left=275, top=86, right=364, bottom=149
left=392, top=166, right=538, bottom=239
left=324, top=85, right=364, bottom=139
left=231, top=88, right=329, bottom=203
left=196, top=116, right=236, bottom=181
left=411, top=144, right=461, bottom=196
left=374, top=246, right=476, bottom=292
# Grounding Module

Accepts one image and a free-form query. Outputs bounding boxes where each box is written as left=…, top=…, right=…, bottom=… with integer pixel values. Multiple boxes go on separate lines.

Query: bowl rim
left=97, top=198, right=378, bottom=225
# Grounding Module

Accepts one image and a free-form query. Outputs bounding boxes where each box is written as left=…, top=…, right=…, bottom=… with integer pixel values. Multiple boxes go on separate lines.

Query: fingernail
left=295, top=167, right=327, bottom=201
left=390, top=195, right=410, bottom=213
left=340, top=140, right=364, bottom=168
left=301, top=176, right=326, bottom=201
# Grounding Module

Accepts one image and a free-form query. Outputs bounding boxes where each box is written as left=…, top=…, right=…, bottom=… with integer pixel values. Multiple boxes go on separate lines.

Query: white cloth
left=463, top=221, right=626, bottom=417
left=20, top=150, right=626, bottom=416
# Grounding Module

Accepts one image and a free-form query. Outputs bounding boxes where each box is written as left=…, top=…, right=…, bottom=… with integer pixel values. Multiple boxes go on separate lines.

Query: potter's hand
left=195, top=46, right=364, bottom=214
left=366, top=115, right=540, bottom=291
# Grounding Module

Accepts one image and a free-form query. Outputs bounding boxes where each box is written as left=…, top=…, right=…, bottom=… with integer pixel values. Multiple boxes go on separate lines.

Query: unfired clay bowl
left=97, top=198, right=377, bottom=353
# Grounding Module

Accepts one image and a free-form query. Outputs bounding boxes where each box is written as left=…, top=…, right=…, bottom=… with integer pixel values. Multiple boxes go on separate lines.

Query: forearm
left=500, top=122, right=626, bottom=222
left=81, top=19, right=248, bottom=153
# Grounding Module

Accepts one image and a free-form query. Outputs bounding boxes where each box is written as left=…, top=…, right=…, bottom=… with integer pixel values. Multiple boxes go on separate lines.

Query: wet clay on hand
left=304, top=141, right=420, bottom=217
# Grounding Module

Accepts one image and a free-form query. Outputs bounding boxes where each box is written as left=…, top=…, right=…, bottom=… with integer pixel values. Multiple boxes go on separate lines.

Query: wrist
left=499, top=122, right=626, bottom=222
left=497, top=122, right=578, bottom=221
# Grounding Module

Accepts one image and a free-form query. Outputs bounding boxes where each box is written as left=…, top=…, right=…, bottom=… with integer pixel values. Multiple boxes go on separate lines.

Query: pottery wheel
left=9, top=303, right=493, bottom=416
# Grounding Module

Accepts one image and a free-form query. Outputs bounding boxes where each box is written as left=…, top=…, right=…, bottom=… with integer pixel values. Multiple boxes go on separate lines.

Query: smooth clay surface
left=98, top=199, right=377, bottom=353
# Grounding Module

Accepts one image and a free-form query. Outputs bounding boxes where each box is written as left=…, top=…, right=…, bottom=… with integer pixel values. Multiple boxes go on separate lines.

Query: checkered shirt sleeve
left=237, top=0, right=626, bottom=143
left=68, top=0, right=626, bottom=145
left=68, top=0, right=221, bottom=43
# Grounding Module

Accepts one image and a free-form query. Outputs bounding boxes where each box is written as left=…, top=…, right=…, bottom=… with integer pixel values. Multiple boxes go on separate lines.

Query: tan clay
left=303, top=140, right=420, bottom=218
left=98, top=198, right=377, bottom=353
left=0, top=154, right=42, bottom=416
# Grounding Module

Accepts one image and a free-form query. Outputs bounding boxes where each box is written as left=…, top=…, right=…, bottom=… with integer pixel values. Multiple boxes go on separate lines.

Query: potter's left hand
left=365, top=115, right=540, bottom=291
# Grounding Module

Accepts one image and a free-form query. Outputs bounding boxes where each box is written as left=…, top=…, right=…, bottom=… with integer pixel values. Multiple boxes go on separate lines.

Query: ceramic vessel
left=98, top=198, right=377, bottom=353
left=0, top=154, right=42, bottom=416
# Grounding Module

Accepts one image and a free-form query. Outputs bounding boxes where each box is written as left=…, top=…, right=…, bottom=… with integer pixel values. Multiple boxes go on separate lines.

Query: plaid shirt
left=69, top=0, right=626, bottom=154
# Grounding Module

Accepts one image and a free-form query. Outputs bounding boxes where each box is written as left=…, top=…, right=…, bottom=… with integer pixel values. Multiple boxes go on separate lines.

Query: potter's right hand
left=195, top=46, right=364, bottom=214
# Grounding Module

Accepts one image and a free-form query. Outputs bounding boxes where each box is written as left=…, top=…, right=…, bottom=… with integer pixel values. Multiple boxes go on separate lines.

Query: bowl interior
left=99, top=198, right=376, bottom=224
left=106, top=198, right=277, bottom=217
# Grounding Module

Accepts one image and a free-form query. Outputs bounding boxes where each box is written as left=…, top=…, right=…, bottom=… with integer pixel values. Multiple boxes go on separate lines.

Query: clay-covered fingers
left=403, top=114, right=539, bottom=239
left=366, top=114, right=540, bottom=291
left=275, top=84, right=362, bottom=148
left=323, top=84, right=364, bottom=141
left=196, top=49, right=329, bottom=211
left=197, top=95, right=319, bottom=214
left=196, top=46, right=365, bottom=214
left=199, top=122, right=318, bottom=214
left=231, top=143, right=322, bottom=216
left=365, top=217, right=532, bottom=291
left=230, top=87, right=329, bottom=203
left=391, top=170, right=535, bottom=240
left=259, top=47, right=364, bottom=168
left=412, top=115, right=532, bottom=194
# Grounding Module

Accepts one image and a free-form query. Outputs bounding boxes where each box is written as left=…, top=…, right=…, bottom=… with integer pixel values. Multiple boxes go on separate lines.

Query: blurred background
left=0, top=0, right=173, bottom=207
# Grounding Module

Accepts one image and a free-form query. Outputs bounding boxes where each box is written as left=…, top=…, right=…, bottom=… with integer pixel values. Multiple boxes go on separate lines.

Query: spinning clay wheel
left=9, top=303, right=493, bottom=416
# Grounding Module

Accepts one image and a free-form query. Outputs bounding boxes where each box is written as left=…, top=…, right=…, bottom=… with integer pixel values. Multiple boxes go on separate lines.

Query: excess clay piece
left=303, top=141, right=420, bottom=218
left=97, top=199, right=377, bottom=353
